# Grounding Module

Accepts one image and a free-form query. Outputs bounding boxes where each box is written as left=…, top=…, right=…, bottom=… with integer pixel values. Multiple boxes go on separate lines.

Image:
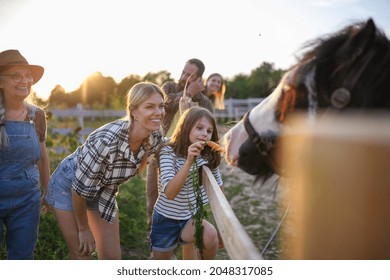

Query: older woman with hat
left=0, top=49, right=50, bottom=259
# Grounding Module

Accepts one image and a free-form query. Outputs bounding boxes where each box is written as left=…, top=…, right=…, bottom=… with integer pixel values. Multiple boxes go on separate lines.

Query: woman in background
left=203, top=73, right=226, bottom=110
left=0, top=49, right=50, bottom=259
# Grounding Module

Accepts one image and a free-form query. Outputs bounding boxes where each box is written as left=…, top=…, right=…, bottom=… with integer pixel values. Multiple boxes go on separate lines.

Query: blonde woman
left=45, top=82, right=166, bottom=259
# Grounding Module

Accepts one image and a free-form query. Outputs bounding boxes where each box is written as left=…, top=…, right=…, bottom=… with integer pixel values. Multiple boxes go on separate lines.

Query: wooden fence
left=214, top=97, right=264, bottom=119
left=202, top=166, right=262, bottom=259
left=50, top=98, right=263, bottom=143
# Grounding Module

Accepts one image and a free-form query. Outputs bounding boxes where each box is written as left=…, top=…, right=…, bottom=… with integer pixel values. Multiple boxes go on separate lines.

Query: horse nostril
left=230, top=155, right=238, bottom=166
left=225, top=151, right=238, bottom=166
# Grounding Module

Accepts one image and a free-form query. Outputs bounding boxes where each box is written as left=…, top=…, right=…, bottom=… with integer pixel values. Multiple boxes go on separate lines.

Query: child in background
left=150, top=107, right=223, bottom=260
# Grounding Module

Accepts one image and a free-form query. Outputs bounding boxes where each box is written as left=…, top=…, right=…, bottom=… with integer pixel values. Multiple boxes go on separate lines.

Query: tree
left=45, top=63, right=286, bottom=109
left=226, top=74, right=250, bottom=99
left=227, top=62, right=285, bottom=99
left=114, top=74, right=143, bottom=109
left=48, top=85, right=81, bottom=108
left=79, top=72, right=117, bottom=109
left=143, top=70, right=173, bottom=86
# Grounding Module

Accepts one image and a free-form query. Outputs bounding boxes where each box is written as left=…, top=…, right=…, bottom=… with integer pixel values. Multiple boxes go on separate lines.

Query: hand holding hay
left=179, top=96, right=192, bottom=115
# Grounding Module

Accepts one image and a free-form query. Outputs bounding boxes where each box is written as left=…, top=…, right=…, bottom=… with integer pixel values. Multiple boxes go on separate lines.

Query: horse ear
left=338, top=18, right=376, bottom=62
left=351, top=18, right=376, bottom=48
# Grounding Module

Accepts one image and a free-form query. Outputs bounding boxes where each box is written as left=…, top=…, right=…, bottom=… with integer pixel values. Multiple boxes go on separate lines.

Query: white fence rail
left=214, top=98, right=263, bottom=119
left=50, top=98, right=263, bottom=143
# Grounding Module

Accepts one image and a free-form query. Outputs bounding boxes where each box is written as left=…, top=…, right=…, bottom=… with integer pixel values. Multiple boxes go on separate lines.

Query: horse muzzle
left=238, top=137, right=276, bottom=177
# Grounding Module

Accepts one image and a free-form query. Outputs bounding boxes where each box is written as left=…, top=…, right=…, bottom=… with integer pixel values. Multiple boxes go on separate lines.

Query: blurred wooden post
left=280, top=112, right=390, bottom=259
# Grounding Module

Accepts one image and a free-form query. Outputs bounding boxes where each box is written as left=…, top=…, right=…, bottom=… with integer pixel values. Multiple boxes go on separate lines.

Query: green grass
left=11, top=174, right=151, bottom=260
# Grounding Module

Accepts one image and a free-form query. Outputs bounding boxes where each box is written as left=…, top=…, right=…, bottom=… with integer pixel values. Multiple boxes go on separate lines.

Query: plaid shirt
left=72, top=119, right=163, bottom=223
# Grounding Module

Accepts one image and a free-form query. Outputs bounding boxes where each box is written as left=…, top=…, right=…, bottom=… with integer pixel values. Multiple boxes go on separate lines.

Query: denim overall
left=0, top=105, right=41, bottom=259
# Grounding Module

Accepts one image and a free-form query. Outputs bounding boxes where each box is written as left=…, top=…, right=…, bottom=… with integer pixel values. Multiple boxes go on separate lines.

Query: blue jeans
left=0, top=175, right=41, bottom=259
left=0, top=117, right=41, bottom=259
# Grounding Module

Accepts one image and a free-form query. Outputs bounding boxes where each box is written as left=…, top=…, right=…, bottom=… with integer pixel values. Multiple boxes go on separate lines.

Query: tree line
left=42, top=62, right=285, bottom=109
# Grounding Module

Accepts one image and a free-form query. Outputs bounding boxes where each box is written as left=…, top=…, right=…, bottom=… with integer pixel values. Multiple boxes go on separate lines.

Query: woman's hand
left=71, top=191, right=96, bottom=257
left=40, top=196, right=50, bottom=214
left=78, top=227, right=96, bottom=257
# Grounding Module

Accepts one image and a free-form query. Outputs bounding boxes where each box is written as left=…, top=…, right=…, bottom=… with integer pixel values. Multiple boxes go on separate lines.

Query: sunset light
left=2, top=0, right=390, bottom=276
left=1, top=0, right=389, bottom=100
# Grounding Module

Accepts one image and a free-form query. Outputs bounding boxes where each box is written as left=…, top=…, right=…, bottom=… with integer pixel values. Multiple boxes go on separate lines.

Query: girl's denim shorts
left=150, top=211, right=191, bottom=252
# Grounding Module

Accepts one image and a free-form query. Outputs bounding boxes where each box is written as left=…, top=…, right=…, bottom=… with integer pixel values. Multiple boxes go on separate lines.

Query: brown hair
left=168, top=106, right=221, bottom=169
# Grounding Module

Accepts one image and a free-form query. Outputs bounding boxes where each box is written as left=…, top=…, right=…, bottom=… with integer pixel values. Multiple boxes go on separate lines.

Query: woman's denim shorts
left=45, top=157, right=98, bottom=211
left=149, top=211, right=191, bottom=252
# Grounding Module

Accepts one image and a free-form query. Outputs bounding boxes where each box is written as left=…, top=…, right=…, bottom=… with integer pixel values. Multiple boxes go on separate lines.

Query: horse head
left=224, top=18, right=390, bottom=180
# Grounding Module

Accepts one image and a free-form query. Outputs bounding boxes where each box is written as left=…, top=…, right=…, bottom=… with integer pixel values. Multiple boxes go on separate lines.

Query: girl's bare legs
left=87, top=210, right=121, bottom=260
left=53, top=208, right=91, bottom=260
left=153, top=249, right=175, bottom=260
left=182, top=244, right=197, bottom=259
left=181, top=219, right=218, bottom=260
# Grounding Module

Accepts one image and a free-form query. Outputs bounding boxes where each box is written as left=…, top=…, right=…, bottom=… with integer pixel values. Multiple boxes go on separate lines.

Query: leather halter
left=329, top=48, right=376, bottom=109
left=243, top=110, right=276, bottom=156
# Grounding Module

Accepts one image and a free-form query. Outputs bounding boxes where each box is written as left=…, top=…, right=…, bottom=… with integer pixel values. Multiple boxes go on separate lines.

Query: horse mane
left=275, top=19, right=390, bottom=121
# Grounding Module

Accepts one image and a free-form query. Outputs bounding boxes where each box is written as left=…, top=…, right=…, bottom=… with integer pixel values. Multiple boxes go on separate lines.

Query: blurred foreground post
left=280, top=112, right=390, bottom=259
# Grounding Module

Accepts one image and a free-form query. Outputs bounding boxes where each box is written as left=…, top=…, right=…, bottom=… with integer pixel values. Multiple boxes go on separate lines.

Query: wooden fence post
left=280, top=112, right=390, bottom=259
left=76, top=103, right=85, bottom=144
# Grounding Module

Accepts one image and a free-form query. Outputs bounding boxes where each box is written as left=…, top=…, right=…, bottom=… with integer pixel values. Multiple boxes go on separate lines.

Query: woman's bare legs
left=53, top=208, right=91, bottom=260
left=53, top=208, right=121, bottom=259
left=86, top=210, right=121, bottom=259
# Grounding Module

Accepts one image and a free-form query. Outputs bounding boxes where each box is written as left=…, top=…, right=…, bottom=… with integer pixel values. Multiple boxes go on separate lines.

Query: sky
left=1, top=0, right=389, bottom=100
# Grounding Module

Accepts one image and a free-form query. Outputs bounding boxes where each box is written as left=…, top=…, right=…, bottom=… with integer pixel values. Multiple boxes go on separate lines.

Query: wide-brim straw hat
left=0, top=49, right=44, bottom=84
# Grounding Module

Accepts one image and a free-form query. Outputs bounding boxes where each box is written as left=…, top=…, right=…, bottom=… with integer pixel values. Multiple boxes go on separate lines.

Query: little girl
left=150, top=106, right=223, bottom=260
